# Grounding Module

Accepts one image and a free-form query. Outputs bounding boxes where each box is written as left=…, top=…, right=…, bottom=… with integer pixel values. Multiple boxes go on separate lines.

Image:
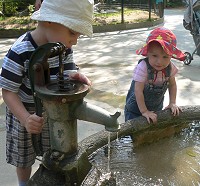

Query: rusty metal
left=27, top=42, right=121, bottom=185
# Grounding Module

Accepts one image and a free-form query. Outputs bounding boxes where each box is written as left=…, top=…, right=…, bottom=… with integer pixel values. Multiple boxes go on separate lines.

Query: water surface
left=88, top=122, right=200, bottom=185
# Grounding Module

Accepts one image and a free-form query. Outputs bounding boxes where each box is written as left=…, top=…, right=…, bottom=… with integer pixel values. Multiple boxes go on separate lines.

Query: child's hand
left=142, top=110, right=157, bottom=124
left=24, top=114, right=44, bottom=134
left=164, top=103, right=182, bottom=116
left=69, top=72, right=92, bottom=86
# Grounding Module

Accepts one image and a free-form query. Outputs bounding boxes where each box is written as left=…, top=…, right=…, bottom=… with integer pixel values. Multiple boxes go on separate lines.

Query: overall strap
left=140, top=58, right=171, bottom=85
left=141, top=58, right=154, bottom=84
left=163, top=64, right=171, bottom=82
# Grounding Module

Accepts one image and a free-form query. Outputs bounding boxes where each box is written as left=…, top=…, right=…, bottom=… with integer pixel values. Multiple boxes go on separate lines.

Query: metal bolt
left=62, top=98, right=67, bottom=103
left=50, top=151, right=60, bottom=159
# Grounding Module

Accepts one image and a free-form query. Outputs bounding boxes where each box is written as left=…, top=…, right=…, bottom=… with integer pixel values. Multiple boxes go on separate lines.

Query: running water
left=95, top=80, right=122, bottom=185
left=107, top=132, right=111, bottom=172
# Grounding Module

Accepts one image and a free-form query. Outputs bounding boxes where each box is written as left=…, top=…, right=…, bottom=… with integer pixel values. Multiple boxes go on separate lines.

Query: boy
left=0, top=0, right=93, bottom=185
left=124, top=27, right=186, bottom=123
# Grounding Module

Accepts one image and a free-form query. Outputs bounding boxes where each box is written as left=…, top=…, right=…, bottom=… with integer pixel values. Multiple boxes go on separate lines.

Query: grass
left=93, top=8, right=159, bottom=26
left=0, top=8, right=159, bottom=30
left=0, top=16, right=37, bottom=29
left=0, top=16, right=34, bottom=24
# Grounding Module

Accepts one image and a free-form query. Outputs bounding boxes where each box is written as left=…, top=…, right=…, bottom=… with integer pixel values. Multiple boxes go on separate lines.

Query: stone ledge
left=0, top=17, right=164, bottom=38
left=79, top=105, right=200, bottom=156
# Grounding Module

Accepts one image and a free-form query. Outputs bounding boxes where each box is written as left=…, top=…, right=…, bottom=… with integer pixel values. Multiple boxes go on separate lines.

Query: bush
left=0, top=0, right=35, bottom=16
left=166, top=0, right=185, bottom=8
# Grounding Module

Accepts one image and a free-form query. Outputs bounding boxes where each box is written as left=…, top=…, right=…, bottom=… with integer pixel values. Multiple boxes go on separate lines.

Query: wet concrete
left=1, top=8, right=200, bottom=186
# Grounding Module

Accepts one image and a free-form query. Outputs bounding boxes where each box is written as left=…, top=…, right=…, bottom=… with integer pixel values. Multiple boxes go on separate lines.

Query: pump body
left=27, top=42, right=121, bottom=185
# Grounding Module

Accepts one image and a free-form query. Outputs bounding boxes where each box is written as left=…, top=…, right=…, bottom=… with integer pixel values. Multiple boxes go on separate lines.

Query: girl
left=124, top=27, right=185, bottom=123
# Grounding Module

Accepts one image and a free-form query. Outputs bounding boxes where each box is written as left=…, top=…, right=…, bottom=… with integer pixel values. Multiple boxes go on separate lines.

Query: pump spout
left=74, top=101, right=121, bottom=132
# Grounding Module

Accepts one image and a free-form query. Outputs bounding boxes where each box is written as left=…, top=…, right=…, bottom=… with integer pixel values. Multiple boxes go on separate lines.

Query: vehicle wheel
left=184, top=52, right=192, bottom=65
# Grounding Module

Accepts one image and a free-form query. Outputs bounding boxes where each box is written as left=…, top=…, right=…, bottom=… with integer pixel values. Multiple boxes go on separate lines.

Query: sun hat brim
left=31, top=10, right=93, bottom=38
left=136, top=39, right=186, bottom=61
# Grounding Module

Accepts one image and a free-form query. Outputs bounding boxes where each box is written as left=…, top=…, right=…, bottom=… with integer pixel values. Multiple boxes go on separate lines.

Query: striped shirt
left=0, top=32, right=74, bottom=110
left=1, top=32, right=76, bottom=166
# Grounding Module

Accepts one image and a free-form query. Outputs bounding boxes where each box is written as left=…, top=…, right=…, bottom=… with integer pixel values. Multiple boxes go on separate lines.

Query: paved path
left=1, top=8, right=200, bottom=186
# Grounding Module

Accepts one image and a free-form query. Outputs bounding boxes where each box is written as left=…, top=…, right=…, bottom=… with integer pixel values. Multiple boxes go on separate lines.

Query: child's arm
left=165, top=77, right=182, bottom=116
left=2, top=89, right=44, bottom=134
left=135, top=81, right=157, bottom=123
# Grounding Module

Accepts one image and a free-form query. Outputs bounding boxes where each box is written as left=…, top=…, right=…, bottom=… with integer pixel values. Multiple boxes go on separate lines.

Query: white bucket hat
left=31, top=0, right=94, bottom=37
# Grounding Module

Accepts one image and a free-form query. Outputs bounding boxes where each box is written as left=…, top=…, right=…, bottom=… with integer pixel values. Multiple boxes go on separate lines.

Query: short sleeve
left=170, top=62, right=178, bottom=77
left=133, top=60, right=147, bottom=83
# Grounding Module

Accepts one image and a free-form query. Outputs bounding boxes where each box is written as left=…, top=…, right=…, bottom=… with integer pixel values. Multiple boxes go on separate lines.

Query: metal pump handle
left=28, top=42, right=66, bottom=156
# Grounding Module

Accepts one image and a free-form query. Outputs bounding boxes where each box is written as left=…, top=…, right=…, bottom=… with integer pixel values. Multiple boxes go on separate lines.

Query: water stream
left=84, top=121, right=200, bottom=185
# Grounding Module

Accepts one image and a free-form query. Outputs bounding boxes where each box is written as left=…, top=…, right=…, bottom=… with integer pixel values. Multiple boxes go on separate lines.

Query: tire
left=184, top=52, right=192, bottom=65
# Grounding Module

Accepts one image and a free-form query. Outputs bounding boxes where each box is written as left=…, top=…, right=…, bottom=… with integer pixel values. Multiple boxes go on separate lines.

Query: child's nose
left=156, top=57, right=162, bottom=64
left=70, top=35, right=80, bottom=45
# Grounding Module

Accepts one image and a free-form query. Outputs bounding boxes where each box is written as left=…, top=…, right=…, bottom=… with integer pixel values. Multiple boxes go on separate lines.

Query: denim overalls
left=124, top=58, right=171, bottom=122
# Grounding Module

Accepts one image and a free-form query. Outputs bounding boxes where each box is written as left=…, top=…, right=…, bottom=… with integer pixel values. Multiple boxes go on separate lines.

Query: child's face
left=147, top=41, right=171, bottom=71
left=46, top=22, right=81, bottom=48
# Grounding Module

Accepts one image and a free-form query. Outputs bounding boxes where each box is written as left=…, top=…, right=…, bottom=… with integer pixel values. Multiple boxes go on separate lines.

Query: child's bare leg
left=16, top=167, right=31, bottom=186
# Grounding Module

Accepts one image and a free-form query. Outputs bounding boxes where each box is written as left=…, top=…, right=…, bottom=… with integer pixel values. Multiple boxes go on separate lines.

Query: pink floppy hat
left=136, top=27, right=186, bottom=61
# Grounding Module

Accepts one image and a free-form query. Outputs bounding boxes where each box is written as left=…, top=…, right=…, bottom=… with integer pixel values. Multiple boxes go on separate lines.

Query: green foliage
left=0, top=0, right=35, bottom=16
left=0, top=1, right=18, bottom=16
left=28, top=5, right=35, bottom=14
left=166, top=0, right=184, bottom=8
left=0, top=16, right=5, bottom=21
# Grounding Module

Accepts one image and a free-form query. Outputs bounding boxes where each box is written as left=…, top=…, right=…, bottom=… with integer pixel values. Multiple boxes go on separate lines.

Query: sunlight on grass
left=0, top=16, right=36, bottom=25
left=93, top=8, right=159, bottom=25
left=0, top=8, right=159, bottom=29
